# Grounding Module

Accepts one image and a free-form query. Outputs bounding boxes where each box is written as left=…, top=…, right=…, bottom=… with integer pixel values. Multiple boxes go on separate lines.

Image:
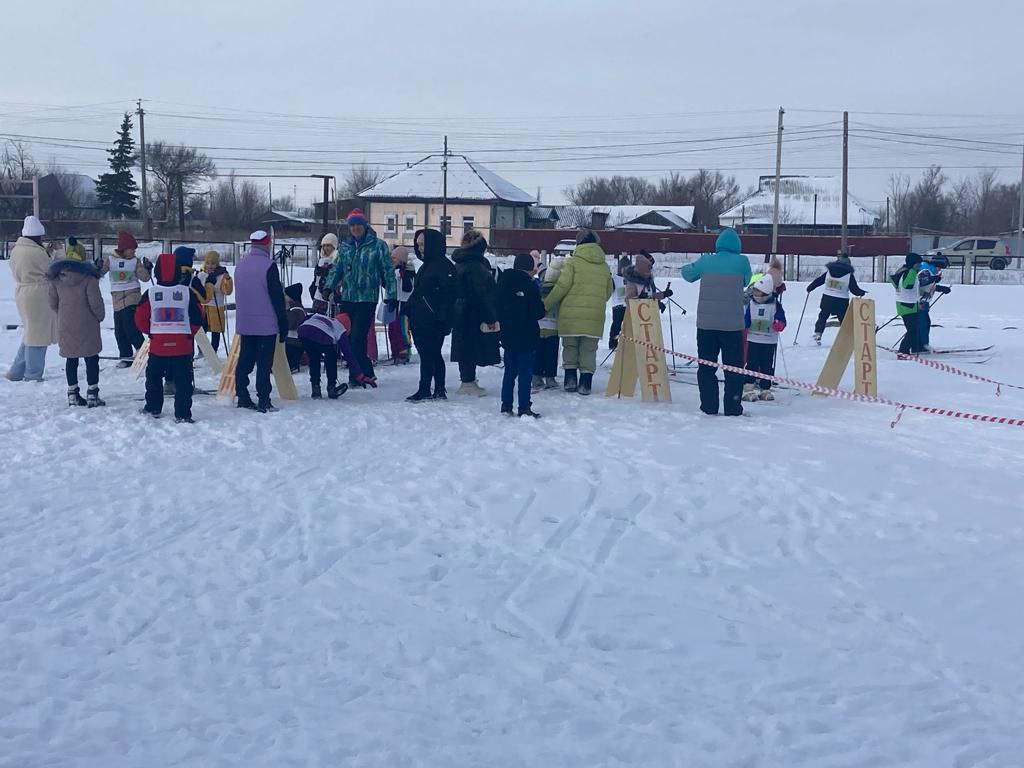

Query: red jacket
left=135, top=253, right=204, bottom=356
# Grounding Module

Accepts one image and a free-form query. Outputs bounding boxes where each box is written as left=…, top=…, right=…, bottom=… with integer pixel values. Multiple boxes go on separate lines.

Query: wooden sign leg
left=606, top=308, right=639, bottom=398
left=217, top=335, right=242, bottom=400
left=815, top=307, right=855, bottom=392
left=272, top=342, right=299, bottom=401
left=195, top=330, right=224, bottom=375
left=131, top=338, right=150, bottom=381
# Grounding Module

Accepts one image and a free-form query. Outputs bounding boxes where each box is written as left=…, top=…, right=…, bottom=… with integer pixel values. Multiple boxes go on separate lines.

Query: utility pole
left=1017, top=141, right=1024, bottom=268
left=442, top=135, right=449, bottom=244
left=311, top=174, right=331, bottom=236
left=176, top=175, right=185, bottom=238
left=841, top=110, right=849, bottom=256
left=770, top=106, right=784, bottom=261
left=813, top=193, right=818, bottom=227
left=886, top=196, right=890, bottom=232
left=137, top=99, right=151, bottom=240
left=268, top=181, right=273, bottom=206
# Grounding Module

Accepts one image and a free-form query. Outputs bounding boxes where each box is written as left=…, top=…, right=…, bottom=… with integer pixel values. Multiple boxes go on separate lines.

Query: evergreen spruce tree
left=95, top=112, right=140, bottom=217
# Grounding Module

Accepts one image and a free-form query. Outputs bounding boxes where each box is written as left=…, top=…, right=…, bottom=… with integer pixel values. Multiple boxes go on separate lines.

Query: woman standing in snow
left=450, top=229, right=500, bottom=396
left=406, top=228, right=457, bottom=401
left=5, top=216, right=57, bottom=382
left=542, top=228, right=614, bottom=396
left=48, top=256, right=106, bottom=407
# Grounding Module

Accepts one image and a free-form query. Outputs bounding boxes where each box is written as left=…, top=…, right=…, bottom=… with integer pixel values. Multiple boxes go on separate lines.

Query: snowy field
left=2, top=265, right=1024, bottom=767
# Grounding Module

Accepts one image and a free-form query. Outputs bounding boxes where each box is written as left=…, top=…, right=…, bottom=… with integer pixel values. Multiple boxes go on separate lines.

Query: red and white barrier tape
left=619, top=335, right=1024, bottom=429
left=877, top=345, right=1024, bottom=395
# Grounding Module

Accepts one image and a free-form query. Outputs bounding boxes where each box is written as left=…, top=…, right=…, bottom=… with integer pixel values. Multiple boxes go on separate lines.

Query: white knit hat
left=321, top=232, right=338, bottom=249
left=752, top=274, right=774, bottom=295
left=21, top=215, right=45, bottom=237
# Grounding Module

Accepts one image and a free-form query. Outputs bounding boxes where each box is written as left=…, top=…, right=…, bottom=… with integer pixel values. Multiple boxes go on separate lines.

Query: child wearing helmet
left=743, top=273, right=786, bottom=402
left=918, top=255, right=951, bottom=353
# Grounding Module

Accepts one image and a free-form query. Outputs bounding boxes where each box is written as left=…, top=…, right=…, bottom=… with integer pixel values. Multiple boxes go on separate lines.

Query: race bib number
left=751, top=317, right=772, bottom=334
left=826, top=277, right=844, bottom=291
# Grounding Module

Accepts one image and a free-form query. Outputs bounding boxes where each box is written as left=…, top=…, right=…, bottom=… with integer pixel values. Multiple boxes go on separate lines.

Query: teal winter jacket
left=681, top=228, right=752, bottom=331
left=325, top=226, right=397, bottom=304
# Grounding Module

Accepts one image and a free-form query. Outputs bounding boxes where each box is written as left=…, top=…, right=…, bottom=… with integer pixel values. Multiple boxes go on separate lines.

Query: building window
left=462, top=215, right=475, bottom=232
left=404, top=214, right=416, bottom=233
left=385, top=214, right=397, bottom=234
left=439, top=215, right=452, bottom=236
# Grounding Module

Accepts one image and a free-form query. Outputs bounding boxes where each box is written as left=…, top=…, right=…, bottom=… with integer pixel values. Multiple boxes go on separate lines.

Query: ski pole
left=792, top=291, right=810, bottom=346
left=666, top=291, right=677, bottom=372
left=777, top=339, right=789, bottom=379
left=876, top=314, right=900, bottom=333
left=667, top=296, right=687, bottom=315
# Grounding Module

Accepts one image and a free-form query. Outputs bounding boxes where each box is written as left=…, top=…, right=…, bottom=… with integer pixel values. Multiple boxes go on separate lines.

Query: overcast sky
left=3, top=0, right=1022, bottom=208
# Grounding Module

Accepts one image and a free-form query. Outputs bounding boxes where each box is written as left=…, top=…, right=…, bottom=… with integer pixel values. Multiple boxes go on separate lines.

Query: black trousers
left=899, top=313, right=921, bottom=355
left=414, top=330, right=446, bottom=393
left=609, top=305, right=626, bottom=349
left=459, top=361, right=477, bottom=384
left=145, top=354, right=194, bottom=419
left=210, top=332, right=221, bottom=352
left=696, top=328, right=744, bottom=416
left=745, top=342, right=776, bottom=390
left=65, top=355, right=99, bottom=387
left=341, top=302, right=376, bottom=380
left=286, top=340, right=303, bottom=371
left=113, top=305, right=144, bottom=359
left=536, top=335, right=559, bottom=377
left=236, top=334, right=277, bottom=404
left=303, top=340, right=338, bottom=387
left=814, top=295, right=850, bottom=335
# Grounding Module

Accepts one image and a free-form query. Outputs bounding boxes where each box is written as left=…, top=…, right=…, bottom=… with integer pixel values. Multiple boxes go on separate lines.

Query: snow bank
left=2, top=267, right=1024, bottom=766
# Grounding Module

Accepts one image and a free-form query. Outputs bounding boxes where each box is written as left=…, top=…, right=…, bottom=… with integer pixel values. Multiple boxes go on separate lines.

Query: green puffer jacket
left=543, top=243, right=613, bottom=338
left=324, top=226, right=397, bottom=304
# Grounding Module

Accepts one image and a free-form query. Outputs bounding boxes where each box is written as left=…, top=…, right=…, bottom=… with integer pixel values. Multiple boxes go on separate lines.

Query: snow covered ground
left=2, top=265, right=1024, bottom=767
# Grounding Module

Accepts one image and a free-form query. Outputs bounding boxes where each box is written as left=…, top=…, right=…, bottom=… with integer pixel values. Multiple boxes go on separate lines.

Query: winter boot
left=577, top=372, right=593, bottom=396
left=257, top=400, right=278, bottom=413
left=501, top=402, right=515, bottom=416
left=531, top=374, right=544, bottom=393
left=116, top=359, right=133, bottom=369
left=175, top=416, right=196, bottom=424
left=518, top=407, right=542, bottom=419
left=544, top=376, right=560, bottom=389
left=812, top=332, right=822, bottom=345
left=141, top=407, right=161, bottom=419
left=406, top=388, right=433, bottom=403
left=311, top=383, right=323, bottom=400
left=742, top=383, right=759, bottom=402
left=327, top=383, right=348, bottom=400
left=563, top=369, right=578, bottom=393
left=758, top=389, right=775, bottom=401
left=432, top=388, right=448, bottom=400
left=457, top=381, right=487, bottom=397
left=237, top=397, right=258, bottom=411
left=67, top=386, right=87, bottom=407
left=86, top=386, right=106, bottom=408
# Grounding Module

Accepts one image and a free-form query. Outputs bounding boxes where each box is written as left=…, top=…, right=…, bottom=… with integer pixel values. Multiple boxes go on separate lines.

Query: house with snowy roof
left=552, top=205, right=695, bottom=231
left=718, top=176, right=878, bottom=235
left=357, top=155, right=535, bottom=248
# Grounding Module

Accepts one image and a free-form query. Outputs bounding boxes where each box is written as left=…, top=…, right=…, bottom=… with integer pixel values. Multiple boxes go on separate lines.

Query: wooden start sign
left=606, top=299, right=672, bottom=402
left=815, top=297, right=878, bottom=397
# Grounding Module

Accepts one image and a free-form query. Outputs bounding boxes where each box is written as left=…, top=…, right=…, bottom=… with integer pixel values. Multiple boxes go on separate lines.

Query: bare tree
left=1, top=141, right=39, bottom=222
left=886, top=173, right=912, bottom=231
left=565, top=175, right=654, bottom=205
left=145, top=141, right=216, bottom=223
left=342, top=163, right=384, bottom=198
left=211, top=172, right=269, bottom=231
left=688, top=170, right=741, bottom=229
left=271, top=195, right=295, bottom=212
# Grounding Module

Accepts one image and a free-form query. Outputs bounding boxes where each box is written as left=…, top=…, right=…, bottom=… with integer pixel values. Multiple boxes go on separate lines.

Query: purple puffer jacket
left=297, top=313, right=363, bottom=378
left=235, top=246, right=279, bottom=335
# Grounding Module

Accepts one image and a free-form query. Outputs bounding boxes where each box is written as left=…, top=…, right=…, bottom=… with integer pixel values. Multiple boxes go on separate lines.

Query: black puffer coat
left=409, top=228, right=457, bottom=336
left=450, top=237, right=500, bottom=367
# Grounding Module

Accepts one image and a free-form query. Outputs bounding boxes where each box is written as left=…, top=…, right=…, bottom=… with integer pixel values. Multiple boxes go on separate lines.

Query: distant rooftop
left=359, top=155, right=535, bottom=204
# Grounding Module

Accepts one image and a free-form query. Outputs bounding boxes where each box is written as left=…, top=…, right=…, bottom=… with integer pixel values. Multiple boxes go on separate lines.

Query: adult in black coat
left=407, top=228, right=457, bottom=401
left=450, top=230, right=500, bottom=394
left=497, top=254, right=546, bottom=416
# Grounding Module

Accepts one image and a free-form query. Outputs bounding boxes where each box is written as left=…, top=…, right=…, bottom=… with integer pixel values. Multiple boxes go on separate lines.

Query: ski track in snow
left=2, top=272, right=1024, bottom=766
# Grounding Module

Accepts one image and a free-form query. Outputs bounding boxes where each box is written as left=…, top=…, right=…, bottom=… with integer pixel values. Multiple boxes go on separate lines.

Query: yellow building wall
left=367, top=201, right=495, bottom=249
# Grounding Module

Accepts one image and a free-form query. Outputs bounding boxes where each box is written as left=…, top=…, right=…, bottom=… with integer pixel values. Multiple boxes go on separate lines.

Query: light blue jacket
left=681, top=229, right=752, bottom=331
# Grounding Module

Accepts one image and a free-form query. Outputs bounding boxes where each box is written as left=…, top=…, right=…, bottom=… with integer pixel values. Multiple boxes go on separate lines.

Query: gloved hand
left=658, top=301, right=667, bottom=314
left=772, top=320, right=786, bottom=332
left=805, top=285, right=814, bottom=294
left=776, top=283, right=787, bottom=295
left=356, top=373, right=378, bottom=388
left=386, top=299, right=399, bottom=313
left=662, top=288, right=674, bottom=299
left=206, top=273, right=217, bottom=285
left=214, top=265, right=228, bottom=277
left=278, top=331, right=287, bottom=344
left=142, top=257, right=154, bottom=271
left=936, top=285, right=951, bottom=294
